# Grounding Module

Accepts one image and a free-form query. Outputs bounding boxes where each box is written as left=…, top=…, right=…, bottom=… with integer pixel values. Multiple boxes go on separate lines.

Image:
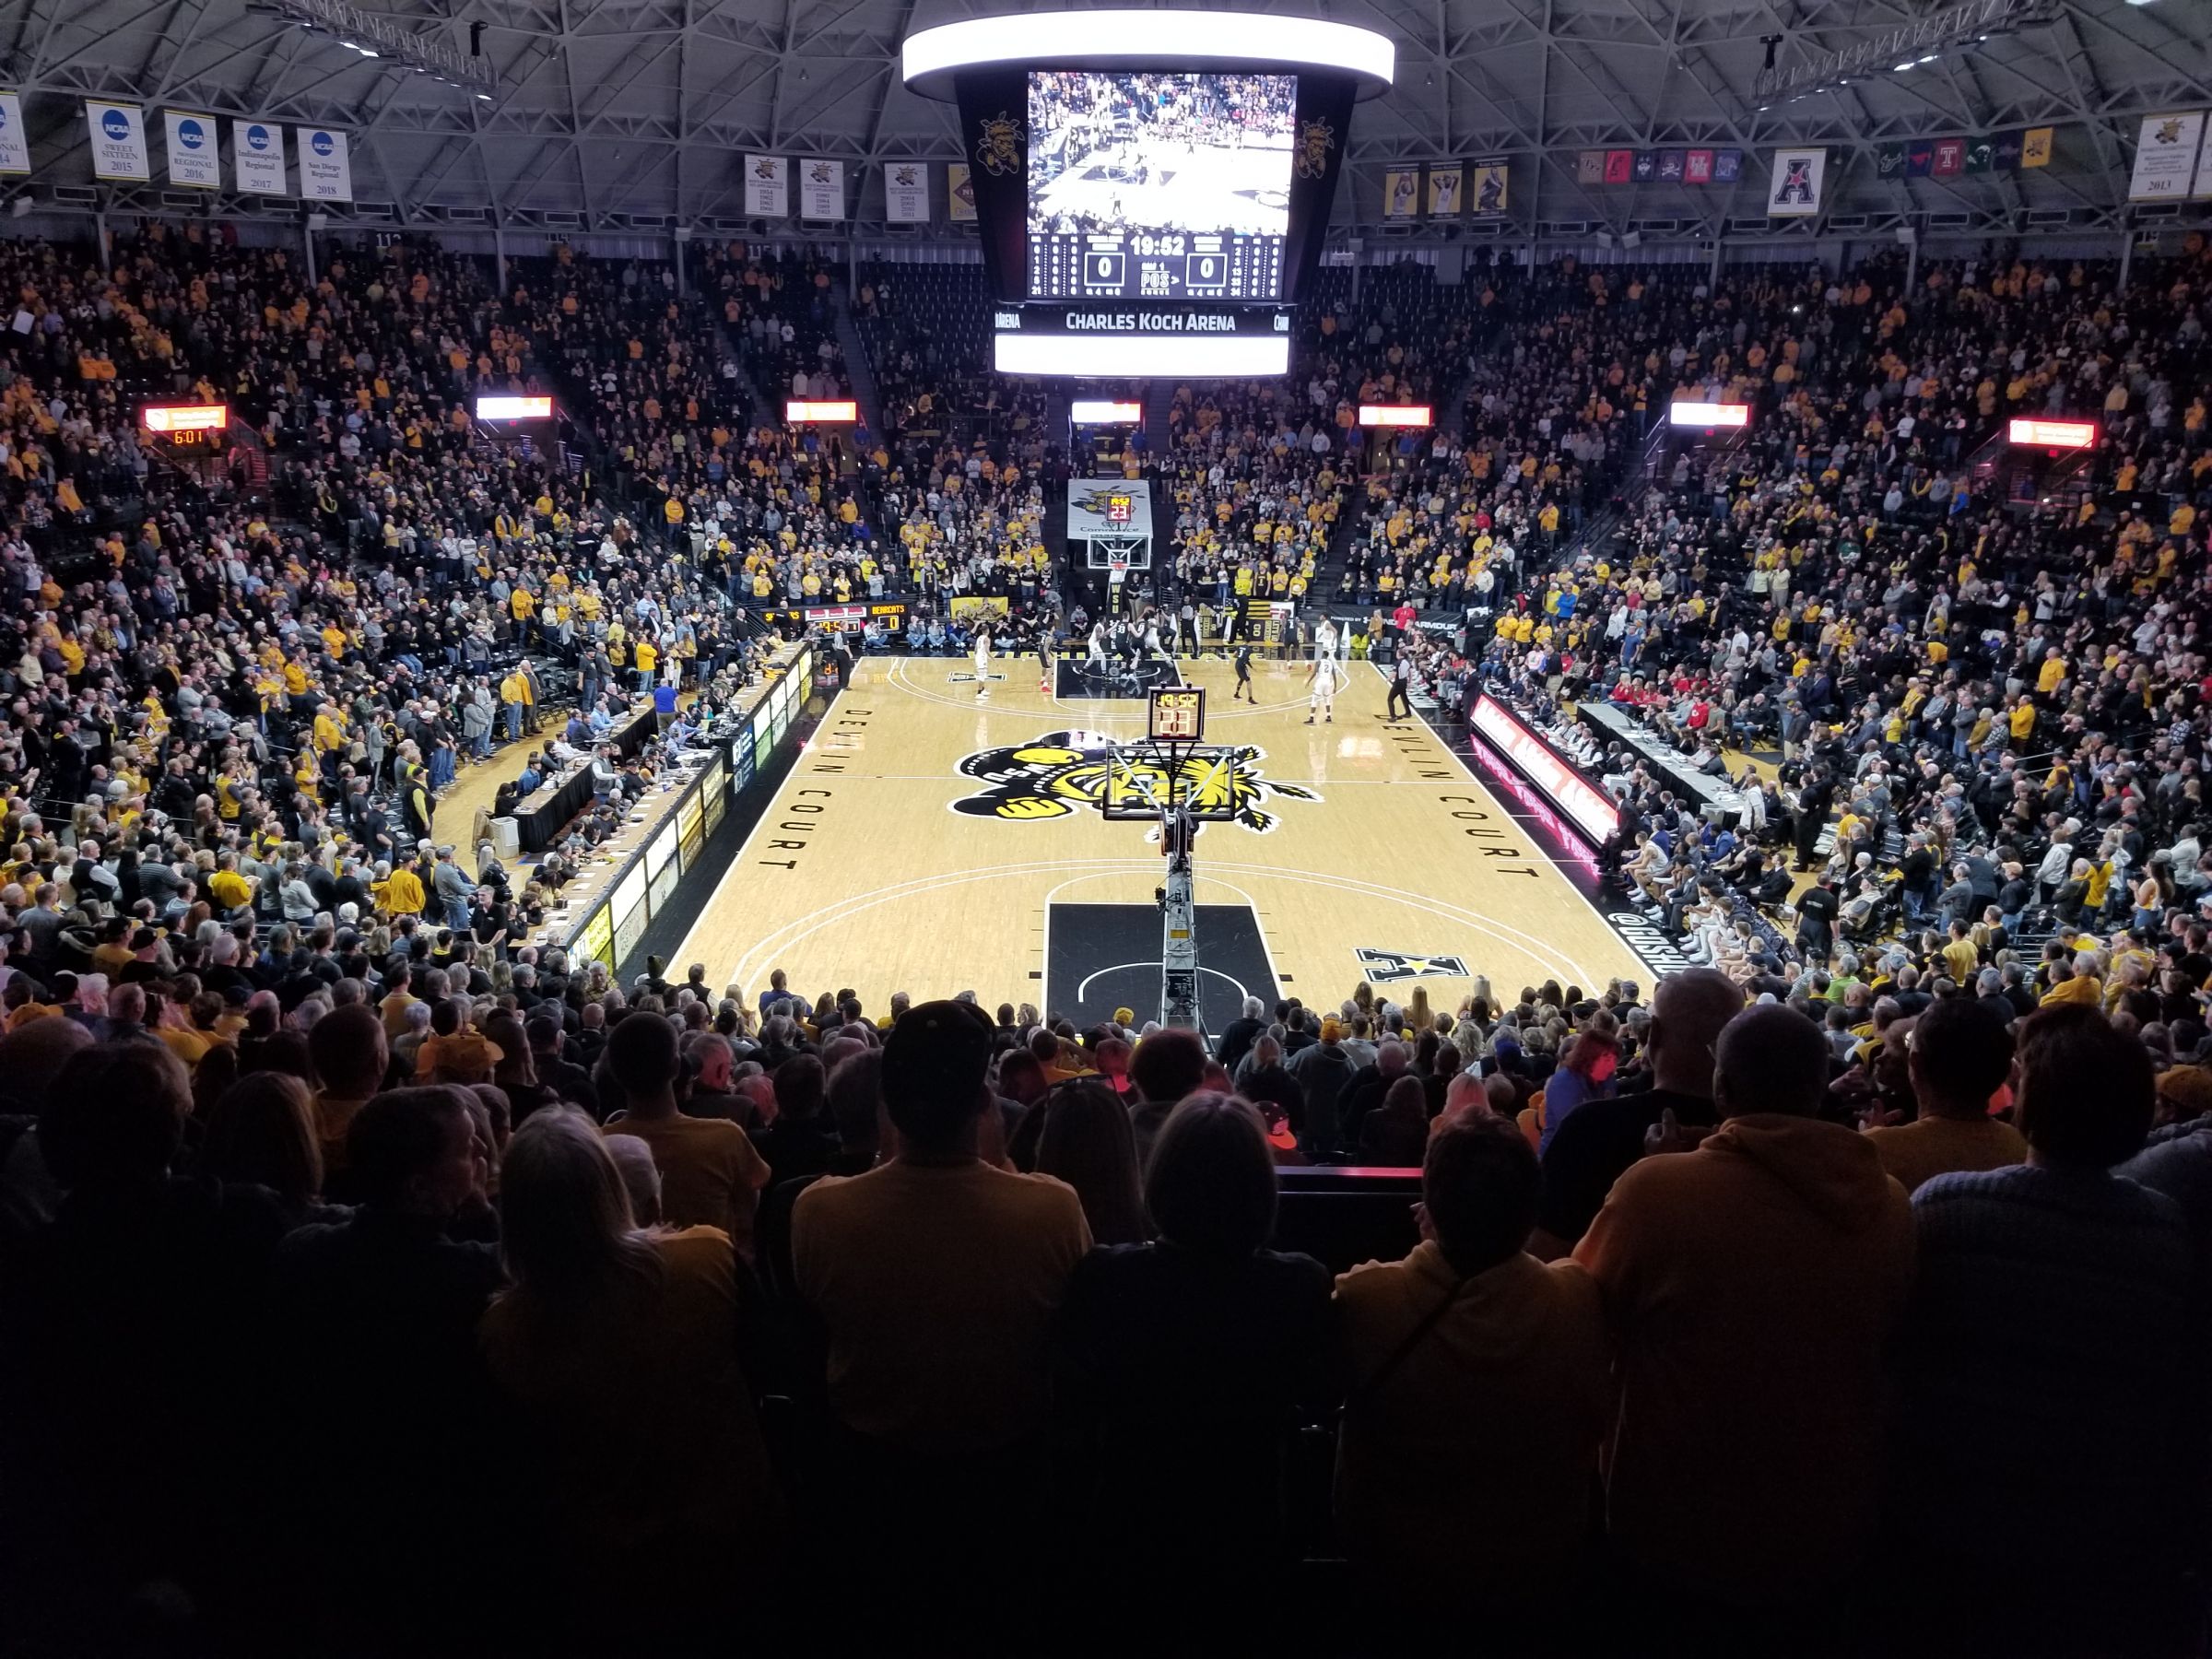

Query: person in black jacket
left=1216, top=994, right=1267, bottom=1075
left=1055, top=1093, right=1331, bottom=1647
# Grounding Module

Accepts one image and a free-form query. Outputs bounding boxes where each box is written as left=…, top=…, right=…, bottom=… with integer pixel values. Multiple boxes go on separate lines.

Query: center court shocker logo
left=1354, top=947, right=1470, bottom=982
left=951, top=732, right=1317, bottom=832
left=975, top=112, right=1024, bottom=177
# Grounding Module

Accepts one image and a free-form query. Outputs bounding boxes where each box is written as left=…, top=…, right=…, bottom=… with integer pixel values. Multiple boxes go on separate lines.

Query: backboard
left=1101, top=743, right=1243, bottom=822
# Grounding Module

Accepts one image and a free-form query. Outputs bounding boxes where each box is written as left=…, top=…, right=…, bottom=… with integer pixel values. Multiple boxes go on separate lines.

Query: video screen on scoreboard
left=1027, top=70, right=1295, bottom=302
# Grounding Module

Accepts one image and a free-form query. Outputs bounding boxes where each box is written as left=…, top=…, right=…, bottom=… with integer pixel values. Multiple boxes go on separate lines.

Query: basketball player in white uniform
left=973, top=629, right=993, bottom=700
left=1088, top=621, right=1109, bottom=670
left=1305, top=619, right=1343, bottom=724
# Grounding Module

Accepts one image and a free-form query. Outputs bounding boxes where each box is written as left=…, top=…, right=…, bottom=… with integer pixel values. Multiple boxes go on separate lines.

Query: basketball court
left=675, top=653, right=1642, bottom=1029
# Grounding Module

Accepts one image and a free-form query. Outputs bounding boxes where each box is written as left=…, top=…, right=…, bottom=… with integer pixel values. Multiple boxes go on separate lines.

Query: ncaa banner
left=234, top=120, right=286, bottom=194
left=947, top=161, right=976, bottom=221
left=0, top=93, right=28, bottom=176
left=2128, top=112, right=2203, bottom=203
left=162, top=111, right=219, bottom=188
left=798, top=158, right=844, bottom=220
left=299, top=127, right=351, bottom=199
left=1767, top=147, right=1825, bottom=217
left=1425, top=165, right=1462, bottom=217
left=86, top=100, right=149, bottom=181
left=743, top=154, right=788, bottom=216
left=883, top=161, right=930, bottom=223
left=1470, top=157, right=1509, bottom=216
left=1382, top=169, right=1418, bottom=219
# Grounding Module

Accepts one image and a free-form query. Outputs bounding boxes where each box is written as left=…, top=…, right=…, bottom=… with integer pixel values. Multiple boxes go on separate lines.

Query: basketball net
left=1108, top=554, right=1131, bottom=582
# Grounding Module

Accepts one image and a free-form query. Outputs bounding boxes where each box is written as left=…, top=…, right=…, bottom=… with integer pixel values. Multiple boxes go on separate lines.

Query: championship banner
left=1425, top=165, right=1462, bottom=217
left=744, top=154, right=788, bottom=216
left=799, top=158, right=844, bottom=220
left=162, top=111, right=219, bottom=187
left=0, top=93, right=26, bottom=176
left=85, top=100, right=149, bottom=182
left=299, top=127, right=351, bottom=199
left=2129, top=112, right=2201, bottom=202
left=883, top=161, right=930, bottom=223
left=947, top=161, right=976, bottom=220
left=949, top=594, right=1010, bottom=623
left=233, top=119, right=286, bottom=194
left=1382, top=169, right=1418, bottom=219
left=1767, top=147, right=1825, bottom=217
left=1470, top=157, right=1508, bottom=216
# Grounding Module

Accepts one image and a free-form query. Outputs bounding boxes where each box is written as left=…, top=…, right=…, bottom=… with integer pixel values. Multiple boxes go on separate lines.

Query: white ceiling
left=4, top=0, right=2209, bottom=238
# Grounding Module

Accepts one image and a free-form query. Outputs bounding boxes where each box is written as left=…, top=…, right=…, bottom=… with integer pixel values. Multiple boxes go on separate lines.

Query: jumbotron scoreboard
left=900, top=11, right=1394, bottom=377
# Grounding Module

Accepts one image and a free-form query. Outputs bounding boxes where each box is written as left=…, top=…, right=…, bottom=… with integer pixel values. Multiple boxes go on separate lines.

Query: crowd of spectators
left=4, top=938, right=2206, bottom=1654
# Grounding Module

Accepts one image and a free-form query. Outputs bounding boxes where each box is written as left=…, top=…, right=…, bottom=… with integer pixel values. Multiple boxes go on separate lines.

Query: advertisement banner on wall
left=0, top=93, right=28, bottom=176
left=1767, top=147, right=1825, bottom=217
left=162, top=111, right=220, bottom=188
left=743, top=154, right=788, bottom=216
left=949, top=595, right=1009, bottom=623
left=298, top=127, right=351, bottom=199
left=2129, top=112, right=2205, bottom=202
left=883, top=161, right=930, bottom=222
left=798, top=157, right=844, bottom=219
left=233, top=120, right=287, bottom=194
left=86, top=100, right=150, bottom=181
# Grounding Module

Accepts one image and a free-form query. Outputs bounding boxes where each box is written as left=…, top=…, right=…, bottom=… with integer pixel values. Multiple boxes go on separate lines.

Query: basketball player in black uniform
left=1232, top=641, right=1254, bottom=701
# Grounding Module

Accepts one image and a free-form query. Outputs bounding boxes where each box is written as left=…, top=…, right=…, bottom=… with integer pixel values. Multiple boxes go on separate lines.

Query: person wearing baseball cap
left=791, top=999, right=1091, bottom=1627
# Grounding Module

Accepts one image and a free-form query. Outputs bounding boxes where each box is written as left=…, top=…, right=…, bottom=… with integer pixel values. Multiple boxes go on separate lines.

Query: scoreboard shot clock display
left=1149, top=686, right=1206, bottom=742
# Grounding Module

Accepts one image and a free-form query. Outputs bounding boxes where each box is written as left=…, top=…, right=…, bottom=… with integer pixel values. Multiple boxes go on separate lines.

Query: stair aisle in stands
left=832, top=291, right=886, bottom=440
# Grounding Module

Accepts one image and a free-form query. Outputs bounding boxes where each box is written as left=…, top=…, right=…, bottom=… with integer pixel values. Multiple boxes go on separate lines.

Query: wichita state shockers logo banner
left=951, top=732, right=1318, bottom=832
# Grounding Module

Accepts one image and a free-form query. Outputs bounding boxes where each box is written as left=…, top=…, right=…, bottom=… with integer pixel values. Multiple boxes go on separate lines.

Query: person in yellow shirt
left=634, top=637, right=660, bottom=693
left=378, top=859, right=426, bottom=919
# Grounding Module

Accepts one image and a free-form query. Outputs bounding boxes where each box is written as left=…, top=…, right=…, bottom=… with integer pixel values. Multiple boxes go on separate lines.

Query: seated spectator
left=1574, top=1004, right=1913, bottom=1629
left=1862, top=994, right=2026, bottom=1193
left=1335, top=1113, right=1611, bottom=1630
left=1055, top=1093, right=1330, bottom=1640
left=1892, top=1006, right=2200, bottom=1654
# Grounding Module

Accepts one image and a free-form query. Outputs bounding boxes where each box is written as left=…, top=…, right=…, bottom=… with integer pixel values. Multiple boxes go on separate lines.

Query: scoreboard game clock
left=140, top=403, right=229, bottom=454
left=1148, top=686, right=1206, bottom=742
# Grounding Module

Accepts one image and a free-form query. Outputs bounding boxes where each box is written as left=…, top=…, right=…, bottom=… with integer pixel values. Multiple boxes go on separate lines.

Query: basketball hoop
left=1107, top=554, right=1132, bottom=582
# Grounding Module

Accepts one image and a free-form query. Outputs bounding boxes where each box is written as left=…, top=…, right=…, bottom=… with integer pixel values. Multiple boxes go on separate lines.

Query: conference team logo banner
left=1382, top=169, right=1418, bottom=219
left=233, top=120, right=286, bottom=194
left=1876, top=126, right=2054, bottom=180
left=0, top=93, right=26, bottom=176
left=85, top=100, right=149, bottom=182
left=163, top=111, right=219, bottom=188
left=1582, top=147, right=1739, bottom=186
left=743, top=154, right=788, bottom=217
left=299, top=127, right=350, bottom=200
left=883, top=162, right=930, bottom=223
left=800, top=158, right=844, bottom=221
left=1767, top=147, right=1826, bottom=217
left=2129, top=112, right=2206, bottom=203
left=1426, top=165, right=1461, bottom=217
left=947, top=161, right=976, bottom=221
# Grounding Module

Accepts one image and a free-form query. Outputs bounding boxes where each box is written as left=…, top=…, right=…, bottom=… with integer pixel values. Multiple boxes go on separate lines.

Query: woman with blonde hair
left=479, top=1109, right=782, bottom=1641
left=1407, top=985, right=1434, bottom=1037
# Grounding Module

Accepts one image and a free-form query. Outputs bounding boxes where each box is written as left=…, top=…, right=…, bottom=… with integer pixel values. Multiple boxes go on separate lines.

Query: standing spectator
left=479, top=1110, right=782, bottom=1647
left=1531, top=969, right=1744, bottom=1258
left=1335, top=1113, right=1612, bottom=1633
left=1891, top=1006, right=2201, bottom=1654
left=1034, top=1079, right=1147, bottom=1245
left=1055, top=1095, right=1330, bottom=1640
left=1286, top=1016, right=1358, bottom=1157
left=600, top=1012, right=771, bottom=1257
left=1574, top=1005, right=1913, bottom=1630
left=1861, top=995, right=2026, bottom=1194
left=791, top=1001, right=1090, bottom=1635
